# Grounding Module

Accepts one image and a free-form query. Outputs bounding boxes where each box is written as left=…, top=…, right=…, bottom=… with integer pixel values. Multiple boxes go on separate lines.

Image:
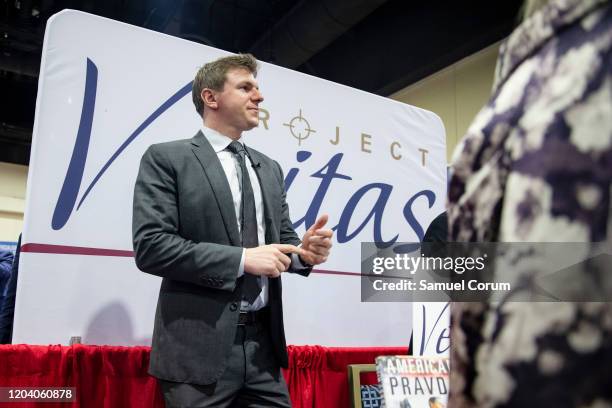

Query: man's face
left=214, top=67, right=263, bottom=131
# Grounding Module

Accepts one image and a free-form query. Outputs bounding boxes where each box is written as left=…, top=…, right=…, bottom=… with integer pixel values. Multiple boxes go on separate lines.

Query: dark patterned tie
left=227, top=141, right=261, bottom=304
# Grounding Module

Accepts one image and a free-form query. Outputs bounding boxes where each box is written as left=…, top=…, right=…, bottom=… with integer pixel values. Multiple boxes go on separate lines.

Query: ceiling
left=0, top=0, right=522, bottom=165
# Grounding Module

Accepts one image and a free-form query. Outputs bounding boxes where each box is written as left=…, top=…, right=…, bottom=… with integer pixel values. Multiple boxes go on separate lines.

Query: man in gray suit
left=132, top=54, right=332, bottom=407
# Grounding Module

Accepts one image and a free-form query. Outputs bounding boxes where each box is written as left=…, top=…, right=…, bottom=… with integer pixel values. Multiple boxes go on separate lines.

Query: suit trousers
left=159, top=320, right=291, bottom=408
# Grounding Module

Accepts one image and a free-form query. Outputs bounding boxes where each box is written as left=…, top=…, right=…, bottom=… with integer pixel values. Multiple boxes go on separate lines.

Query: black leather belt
left=237, top=308, right=269, bottom=326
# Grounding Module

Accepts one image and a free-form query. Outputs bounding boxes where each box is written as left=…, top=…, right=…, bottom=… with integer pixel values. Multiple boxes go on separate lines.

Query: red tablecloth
left=0, top=345, right=407, bottom=407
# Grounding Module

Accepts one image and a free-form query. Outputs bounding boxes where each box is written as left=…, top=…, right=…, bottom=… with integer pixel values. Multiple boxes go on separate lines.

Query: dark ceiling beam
left=0, top=23, right=42, bottom=48
left=0, top=23, right=43, bottom=77
left=0, top=143, right=31, bottom=165
left=0, top=125, right=31, bottom=165
left=296, top=0, right=521, bottom=96
left=0, top=51, right=40, bottom=77
left=249, top=0, right=388, bottom=68
left=0, top=124, right=31, bottom=144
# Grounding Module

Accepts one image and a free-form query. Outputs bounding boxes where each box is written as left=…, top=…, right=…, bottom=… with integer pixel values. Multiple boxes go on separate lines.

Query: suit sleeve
left=274, top=160, right=312, bottom=277
left=132, top=145, right=242, bottom=290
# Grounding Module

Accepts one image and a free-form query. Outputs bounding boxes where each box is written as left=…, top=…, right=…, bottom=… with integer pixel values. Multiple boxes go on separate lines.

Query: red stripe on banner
left=20, top=243, right=135, bottom=257
left=311, top=269, right=361, bottom=277
left=19, top=244, right=382, bottom=277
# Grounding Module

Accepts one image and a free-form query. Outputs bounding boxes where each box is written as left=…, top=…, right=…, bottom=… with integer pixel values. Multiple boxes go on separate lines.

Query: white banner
left=15, top=10, right=446, bottom=346
left=412, top=302, right=450, bottom=357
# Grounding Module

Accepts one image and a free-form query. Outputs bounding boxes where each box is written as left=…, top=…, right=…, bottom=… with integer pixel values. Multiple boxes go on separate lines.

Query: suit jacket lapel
left=246, top=146, right=276, bottom=244
left=190, top=131, right=241, bottom=246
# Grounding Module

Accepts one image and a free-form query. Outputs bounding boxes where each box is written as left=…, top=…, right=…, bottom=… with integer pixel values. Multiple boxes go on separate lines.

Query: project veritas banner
left=15, top=10, right=446, bottom=346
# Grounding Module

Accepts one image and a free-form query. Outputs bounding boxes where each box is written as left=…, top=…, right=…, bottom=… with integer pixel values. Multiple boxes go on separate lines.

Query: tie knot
left=227, top=141, right=246, bottom=157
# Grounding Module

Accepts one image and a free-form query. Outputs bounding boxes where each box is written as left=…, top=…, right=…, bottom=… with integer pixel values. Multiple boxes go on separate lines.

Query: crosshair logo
left=283, top=109, right=316, bottom=146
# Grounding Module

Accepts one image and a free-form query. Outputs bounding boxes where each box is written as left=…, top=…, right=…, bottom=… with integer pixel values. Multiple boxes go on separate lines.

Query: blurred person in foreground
left=0, top=235, right=20, bottom=343
left=0, top=248, right=13, bottom=308
left=447, top=0, right=612, bottom=406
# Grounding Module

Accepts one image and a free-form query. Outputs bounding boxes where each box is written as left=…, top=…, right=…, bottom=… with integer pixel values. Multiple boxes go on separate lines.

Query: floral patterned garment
left=447, top=0, right=612, bottom=407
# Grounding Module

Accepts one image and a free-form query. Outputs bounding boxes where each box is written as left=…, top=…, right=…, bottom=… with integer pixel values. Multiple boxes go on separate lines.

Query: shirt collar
left=201, top=126, right=244, bottom=153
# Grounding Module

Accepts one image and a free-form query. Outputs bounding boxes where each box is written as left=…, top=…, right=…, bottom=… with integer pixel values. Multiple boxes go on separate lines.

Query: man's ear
left=201, top=88, right=218, bottom=110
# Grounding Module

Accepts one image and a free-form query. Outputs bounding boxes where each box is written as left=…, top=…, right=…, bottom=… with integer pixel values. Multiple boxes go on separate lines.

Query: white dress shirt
left=202, top=126, right=268, bottom=311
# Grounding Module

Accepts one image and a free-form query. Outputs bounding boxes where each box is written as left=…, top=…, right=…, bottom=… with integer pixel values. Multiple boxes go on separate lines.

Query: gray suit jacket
left=132, top=130, right=310, bottom=385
